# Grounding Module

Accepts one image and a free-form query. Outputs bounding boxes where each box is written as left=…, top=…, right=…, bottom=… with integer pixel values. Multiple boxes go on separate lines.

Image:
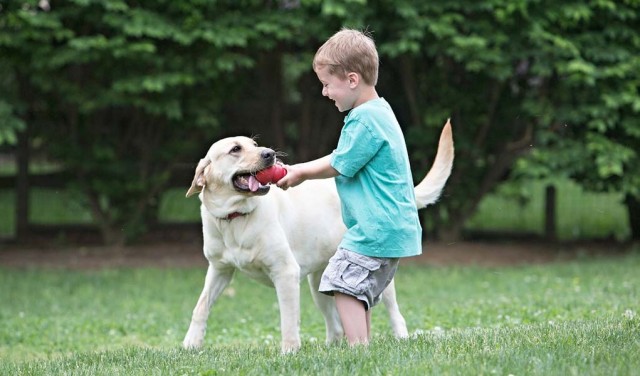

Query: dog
left=182, top=120, right=454, bottom=353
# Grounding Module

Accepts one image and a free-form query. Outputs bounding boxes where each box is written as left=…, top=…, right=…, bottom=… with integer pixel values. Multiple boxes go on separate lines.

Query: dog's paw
left=183, top=336, right=204, bottom=350
left=281, top=339, right=301, bottom=354
left=391, top=322, right=409, bottom=339
left=183, top=325, right=205, bottom=350
left=325, top=325, right=344, bottom=344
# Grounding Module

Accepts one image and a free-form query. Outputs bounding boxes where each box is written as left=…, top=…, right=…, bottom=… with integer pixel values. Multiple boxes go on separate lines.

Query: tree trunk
left=545, top=185, right=557, bottom=241
left=296, top=72, right=314, bottom=161
left=15, top=72, right=35, bottom=242
left=258, top=50, right=285, bottom=148
left=270, top=55, right=285, bottom=148
left=625, top=194, right=640, bottom=241
left=398, top=55, right=421, bottom=127
left=84, top=185, right=126, bottom=246
left=438, top=216, right=466, bottom=243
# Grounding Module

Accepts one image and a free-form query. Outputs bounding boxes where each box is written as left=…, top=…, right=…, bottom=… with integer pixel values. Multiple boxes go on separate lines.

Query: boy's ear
left=347, top=72, right=359, bottom=88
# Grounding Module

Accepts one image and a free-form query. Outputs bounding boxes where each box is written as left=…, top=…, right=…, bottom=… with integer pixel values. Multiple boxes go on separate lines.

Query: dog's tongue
left=248, top=175, right=260, bottom=192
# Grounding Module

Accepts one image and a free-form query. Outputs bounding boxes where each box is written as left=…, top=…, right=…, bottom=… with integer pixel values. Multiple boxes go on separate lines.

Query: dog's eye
left=229, top=145, right=241, bottom=154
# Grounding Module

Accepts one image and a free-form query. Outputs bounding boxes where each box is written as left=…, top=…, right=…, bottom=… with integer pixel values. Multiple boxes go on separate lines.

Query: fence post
left=15, top=125, right=30, bottom=241
left=544, top=185, right=557, bottom=241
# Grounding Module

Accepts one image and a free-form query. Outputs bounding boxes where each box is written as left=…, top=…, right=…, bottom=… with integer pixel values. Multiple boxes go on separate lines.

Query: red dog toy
left=255, top=165, right=287, bottom=185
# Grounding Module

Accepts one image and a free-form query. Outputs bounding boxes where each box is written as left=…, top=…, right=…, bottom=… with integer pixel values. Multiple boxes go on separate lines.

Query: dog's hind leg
left=307, top=270, right=344, bottom=343
left=381, top=278, right=409, bottom=338
left=183, top=263, right=235, bottom=349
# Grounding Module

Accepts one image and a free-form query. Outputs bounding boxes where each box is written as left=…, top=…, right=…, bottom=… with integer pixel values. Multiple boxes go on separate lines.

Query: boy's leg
left=335, top=292, right=369, bottom=345
left=366, top=308, right=371, bottom=339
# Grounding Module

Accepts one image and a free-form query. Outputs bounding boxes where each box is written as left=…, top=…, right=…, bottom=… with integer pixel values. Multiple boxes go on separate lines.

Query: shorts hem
left=318, top=288, right=372, bottom=311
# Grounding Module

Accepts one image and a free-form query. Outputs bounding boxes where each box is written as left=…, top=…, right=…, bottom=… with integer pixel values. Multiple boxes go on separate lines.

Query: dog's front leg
left=183, top=263, right=235, bottom=349
left=272, top=266, right=301, bottom=353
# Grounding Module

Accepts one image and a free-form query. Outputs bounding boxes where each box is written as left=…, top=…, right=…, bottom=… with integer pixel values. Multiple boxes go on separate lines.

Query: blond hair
left=313, top=28, right=379, bottom=86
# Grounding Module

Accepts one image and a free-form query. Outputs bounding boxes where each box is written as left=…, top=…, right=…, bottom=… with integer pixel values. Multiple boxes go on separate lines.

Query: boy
left=276, top=28, right=421, bottom=345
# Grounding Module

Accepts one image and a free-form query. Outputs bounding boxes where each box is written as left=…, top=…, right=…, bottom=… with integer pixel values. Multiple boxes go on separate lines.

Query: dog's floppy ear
left=186, top=158, right=212, bottom=198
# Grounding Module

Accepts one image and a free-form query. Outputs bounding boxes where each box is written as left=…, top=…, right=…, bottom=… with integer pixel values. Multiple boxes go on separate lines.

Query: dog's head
left=186, top=136, right=279, bottom=198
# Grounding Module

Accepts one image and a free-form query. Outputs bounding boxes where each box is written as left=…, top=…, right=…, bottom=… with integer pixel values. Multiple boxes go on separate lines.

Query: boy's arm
left=276, top=155, right=339, bottom=190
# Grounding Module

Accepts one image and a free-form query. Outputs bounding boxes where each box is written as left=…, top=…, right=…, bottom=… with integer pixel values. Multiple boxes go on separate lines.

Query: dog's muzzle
left=232, top=148, right=277, bottom=195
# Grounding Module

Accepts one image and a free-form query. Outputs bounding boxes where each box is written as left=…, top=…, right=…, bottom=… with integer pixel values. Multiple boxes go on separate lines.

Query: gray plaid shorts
left=319, top=248, right=399, bottom=310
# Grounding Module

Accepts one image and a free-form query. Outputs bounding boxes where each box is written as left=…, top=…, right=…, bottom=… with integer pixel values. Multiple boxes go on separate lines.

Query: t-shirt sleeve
left=331, top=120, right=383, bottom=177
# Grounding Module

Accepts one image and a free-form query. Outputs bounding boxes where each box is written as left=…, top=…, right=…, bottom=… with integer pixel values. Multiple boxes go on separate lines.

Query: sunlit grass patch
left=1, top=251, right=638, bottom=374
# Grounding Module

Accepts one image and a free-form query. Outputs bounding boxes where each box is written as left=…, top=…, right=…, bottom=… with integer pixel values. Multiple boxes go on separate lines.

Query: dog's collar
left=223, top=211, right=248, bottom=221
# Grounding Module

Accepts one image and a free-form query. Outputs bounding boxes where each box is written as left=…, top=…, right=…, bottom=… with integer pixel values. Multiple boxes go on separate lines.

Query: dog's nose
left=261, top=149, right=275, bottom=161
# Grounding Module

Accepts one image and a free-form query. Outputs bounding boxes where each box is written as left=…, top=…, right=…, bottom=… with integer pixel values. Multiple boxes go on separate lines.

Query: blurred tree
left=0, top=0, right=309, bottom=244
left=337, top=0, right=640, bottom=241
left=0, top=83, right=25, bottom=145
left=1, top=0, right=638, bottom=243
left=508, top=0, right=640, bottom=240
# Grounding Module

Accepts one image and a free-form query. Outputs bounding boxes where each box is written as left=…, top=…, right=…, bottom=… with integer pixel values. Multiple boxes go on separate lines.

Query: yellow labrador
left=183, top=120, right=454, bottom=353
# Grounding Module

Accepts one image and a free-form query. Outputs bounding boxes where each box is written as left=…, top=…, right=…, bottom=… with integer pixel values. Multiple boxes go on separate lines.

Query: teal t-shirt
left=330, top=98, right=422, bottom=258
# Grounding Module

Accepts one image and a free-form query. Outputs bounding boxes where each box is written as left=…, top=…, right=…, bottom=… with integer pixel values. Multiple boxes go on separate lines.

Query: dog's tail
left=414, top=119, right=454, bottom=209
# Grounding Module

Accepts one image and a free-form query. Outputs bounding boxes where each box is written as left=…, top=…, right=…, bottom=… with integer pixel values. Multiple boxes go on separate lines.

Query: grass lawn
left=1, top=251, right=638, bottom=375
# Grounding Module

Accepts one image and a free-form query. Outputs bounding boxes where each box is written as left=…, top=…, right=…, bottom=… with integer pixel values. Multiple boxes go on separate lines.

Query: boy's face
left=315, top=66, right=359, bottom=112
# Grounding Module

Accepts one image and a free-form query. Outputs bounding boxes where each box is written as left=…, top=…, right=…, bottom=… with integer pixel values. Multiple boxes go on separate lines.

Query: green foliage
left=1, top=0, right=639, bottom=241
left=0, top=100, right=25, bottom=144
left=1, top=254, right=639, bottom=373
left=512, top=1, right=640, bottom=198
left=0, top=1, right=318, bottom=243
left=0, top=50, right=25, bottom=145
left=368, top=0, right=640, bottom=237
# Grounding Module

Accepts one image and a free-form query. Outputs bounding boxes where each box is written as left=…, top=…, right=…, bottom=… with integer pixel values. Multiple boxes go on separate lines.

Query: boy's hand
left=276, top=165, right=305, bottom=190
left=276, top=155, right=339, bottom=190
